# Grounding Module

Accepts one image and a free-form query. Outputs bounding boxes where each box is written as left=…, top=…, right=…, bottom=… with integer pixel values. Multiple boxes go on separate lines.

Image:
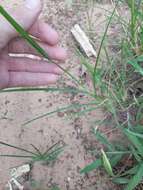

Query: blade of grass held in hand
left=0, top=87, right=93, bottom=97
left=0, top=5, right=49, bottom=59
left=0, top=6, right=79, bottom=84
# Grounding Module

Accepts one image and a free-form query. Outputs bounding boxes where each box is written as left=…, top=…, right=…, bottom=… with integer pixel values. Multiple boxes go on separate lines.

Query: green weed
left=79, top=0, right=143, bottom=189
left=0, top=140, right=65, bottom=164
left=81, top=124, right=143, bottom=190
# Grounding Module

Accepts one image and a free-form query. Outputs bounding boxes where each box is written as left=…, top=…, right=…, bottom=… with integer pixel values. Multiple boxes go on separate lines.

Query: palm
left=0, top=21, right=66, bottom=89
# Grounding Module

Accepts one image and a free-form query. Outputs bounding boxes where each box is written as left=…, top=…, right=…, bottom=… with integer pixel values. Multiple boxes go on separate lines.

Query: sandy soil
left=0, top=1, right=121, bottom=190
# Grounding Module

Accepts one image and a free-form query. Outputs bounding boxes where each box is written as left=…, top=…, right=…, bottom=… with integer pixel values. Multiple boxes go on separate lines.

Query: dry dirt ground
left=0, top=1, right=122, bottom=190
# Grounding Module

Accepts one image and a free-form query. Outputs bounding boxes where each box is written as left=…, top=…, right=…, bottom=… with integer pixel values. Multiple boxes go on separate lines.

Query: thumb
left=0, top=0, right=42, bottom=49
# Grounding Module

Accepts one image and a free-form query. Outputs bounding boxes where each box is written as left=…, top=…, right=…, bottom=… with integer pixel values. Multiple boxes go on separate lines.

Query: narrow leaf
left=0, top=141, right=38, bottom=156
left=127, top=130, right=143, bottom=139
left=125, top=163, right=143, bottom=190
left=80, top=159, right=102, bottom=174
left=123, top=129, right=143, bottom=156
left=93, top=128, right=114, bottom=151
left=101, top=149, right=114, bottom=177
left=112, top=177, right=129, bottom=184
left=110, top=154, right=123, bottom=167
left=23, top=101, right=97, bottom=125
left=0, top=155, right=34, bottom=158
left=0, top=87, right=91, bottom=96
left=128, top=59, right=143, bottom=76
left=130, top=145, right=142, bottom=162
left=120, top=165, right=139, bottom=177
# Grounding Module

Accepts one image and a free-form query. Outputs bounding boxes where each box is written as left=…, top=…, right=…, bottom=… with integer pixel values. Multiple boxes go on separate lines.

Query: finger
left=8, top=72, right=59, bottom=87
left=8, top=38, right=67, bottom=61
left=0, top=0, right=42, bottom=49
left=29, top=20, right=59, bottom=45
left=7, top=57, right=63, bottom=74
left=0, top=62, right=9, bottom=89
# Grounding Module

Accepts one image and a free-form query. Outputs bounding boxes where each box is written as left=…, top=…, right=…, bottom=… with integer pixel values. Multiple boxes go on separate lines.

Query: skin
left=0, top=0, right=67, bottom=89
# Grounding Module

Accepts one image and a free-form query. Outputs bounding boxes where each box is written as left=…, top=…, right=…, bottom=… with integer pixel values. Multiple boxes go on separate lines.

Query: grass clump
left=80, top=1, right=143, bottom=189
left=0, top=140, right=65, bottom=164
left=80, top=125, right=143, bottom=189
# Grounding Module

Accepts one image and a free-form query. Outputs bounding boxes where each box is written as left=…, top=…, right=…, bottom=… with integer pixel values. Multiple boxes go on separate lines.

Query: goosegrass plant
left=80, top=124, right=143, bottom=190
left=80, top=1, right=143, bottom=189
left=0, top=0, right=143, bottom=189
left=0, top=141, right=65, bottom=164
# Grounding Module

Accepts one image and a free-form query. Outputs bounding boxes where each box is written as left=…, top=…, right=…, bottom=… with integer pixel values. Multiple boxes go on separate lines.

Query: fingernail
left=25, top=0, right=39, bottom=9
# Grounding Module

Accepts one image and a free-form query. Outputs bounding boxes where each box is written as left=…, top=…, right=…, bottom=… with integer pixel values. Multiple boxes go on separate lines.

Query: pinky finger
left=8, top=72, right=59, bottom=87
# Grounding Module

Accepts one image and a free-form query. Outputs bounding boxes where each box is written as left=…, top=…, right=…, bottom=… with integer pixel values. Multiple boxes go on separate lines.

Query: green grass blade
left=93, top=128, right=115, bottom=152
left=0, top=141, right=38, bottom=156
left=23, top=105, right=77, bottom=125
left=93, top=1, right=119, bottom=90
left=128, top=130, right=143, bottom=139
left=130, top=145, right=141, bottom=162
left=101, top=149, right=114, bottom=177
left=23, top=101, right=97, bottom=125
left=80, top=159, right=102, bottom=174
left=128, top=59, right=143, bottom=76
left=0, top=6, right=79, bottom=84
left=33, top=145, right=65, bottom=162
left=44, top=147, right=64, bottom=162
left=0, top=87, right=92, bottom=97
left=75, top=99, right=108, bottom=117
left=136, top=103, right=143, bottom=122
left=0, top=155, right=34, bottom=158
left=125, top=163, right=143, bottom=190
left=131, top=125, right=143, bottom=134
left=130, top=0, right=137, bottom=45
left=112, top=177, right=129, bottom=184
left=43, top=141, right=63, bottom=156
left=110, top=154, right=123, bottom=167
left=119, top=165, right=139, bottom=177
left=107, top=151, right=130, bottom=155
left=123, top=129, right=143, bottom=156
left=30, top=144, right=42, bottom=156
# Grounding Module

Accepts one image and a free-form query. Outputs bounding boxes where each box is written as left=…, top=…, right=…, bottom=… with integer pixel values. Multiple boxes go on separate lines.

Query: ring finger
left=8, top=38, right=67, bottom=61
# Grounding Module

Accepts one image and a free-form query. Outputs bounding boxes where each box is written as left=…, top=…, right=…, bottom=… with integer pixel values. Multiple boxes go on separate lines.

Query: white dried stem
left=71, top=24, right=97, bottom=57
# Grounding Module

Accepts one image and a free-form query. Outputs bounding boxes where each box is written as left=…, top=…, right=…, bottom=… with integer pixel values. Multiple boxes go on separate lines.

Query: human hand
left=0, top=0, right=67, bottom=89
